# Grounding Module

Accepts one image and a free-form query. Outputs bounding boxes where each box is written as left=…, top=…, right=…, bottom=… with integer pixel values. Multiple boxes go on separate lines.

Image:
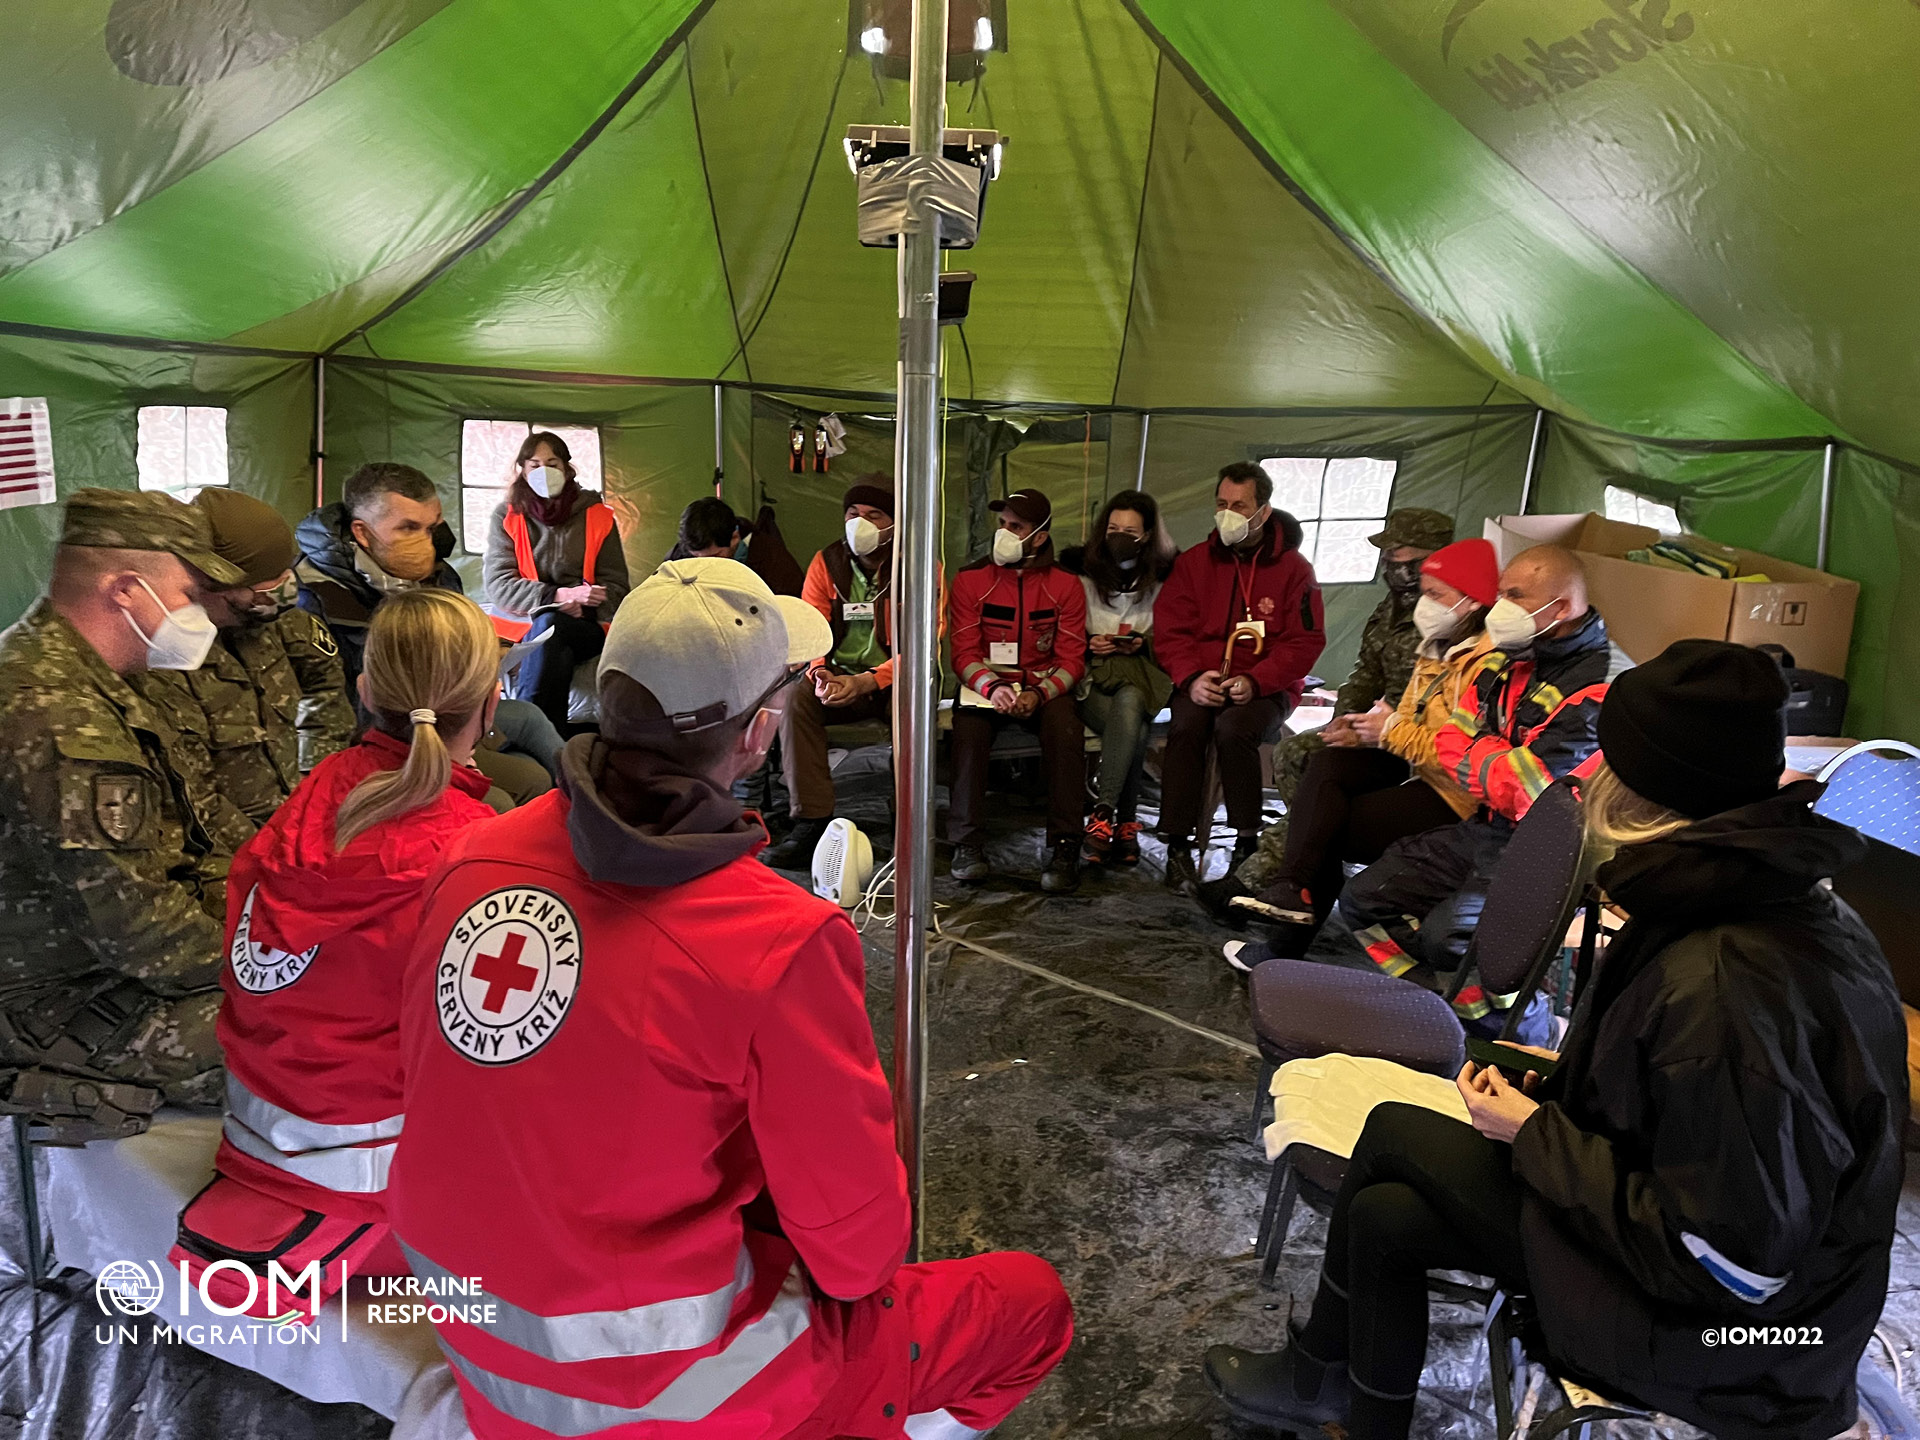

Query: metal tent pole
left=713, top=384, right=725, bottom=498
left=1816, top=441, right=1837, bottom=572
left=891, top=0, right=948, bottom=1263
left=1518, top=407, right=1545, bottom=516
left=313, top=357, right=327, bottom=508
left=1135, top=412, right=1152, bottom=491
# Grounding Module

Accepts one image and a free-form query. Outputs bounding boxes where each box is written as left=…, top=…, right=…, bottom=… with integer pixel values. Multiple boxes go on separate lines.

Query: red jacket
left=214, top=730, right=495, bottom=1220
left=947, top=553, right=1088, bottom=704
left=1153, top=523, right=1325, bottom=704
left=386, top=781, right=911, bottom=1439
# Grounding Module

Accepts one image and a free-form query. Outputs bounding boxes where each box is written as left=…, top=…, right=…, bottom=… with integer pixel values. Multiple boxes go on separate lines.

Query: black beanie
left=1596, top=639, right=1788, bottom=819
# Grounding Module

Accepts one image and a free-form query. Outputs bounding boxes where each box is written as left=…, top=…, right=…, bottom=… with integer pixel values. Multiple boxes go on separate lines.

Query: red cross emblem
left=471, top=931, right=540, bottom=1014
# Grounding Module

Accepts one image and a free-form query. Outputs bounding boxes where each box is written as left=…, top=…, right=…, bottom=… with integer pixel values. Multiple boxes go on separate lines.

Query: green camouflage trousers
left=91, top=989, right=225, bottom=1107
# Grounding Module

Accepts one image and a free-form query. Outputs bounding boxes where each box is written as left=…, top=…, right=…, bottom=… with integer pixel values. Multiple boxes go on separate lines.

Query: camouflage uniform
left=1239, top=507, right=1454, bottom=889
left=0, top=490, right=246, bottom=1107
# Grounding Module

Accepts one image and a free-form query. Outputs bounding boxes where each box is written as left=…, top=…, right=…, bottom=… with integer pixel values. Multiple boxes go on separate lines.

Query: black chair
left=1247, top=781, right=1599, bottom=1283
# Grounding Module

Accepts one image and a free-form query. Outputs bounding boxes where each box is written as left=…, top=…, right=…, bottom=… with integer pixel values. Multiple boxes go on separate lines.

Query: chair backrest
left=1815, top=742, right=1920, bottom=1006
left=1462, top=782, right=1594, bottom=1001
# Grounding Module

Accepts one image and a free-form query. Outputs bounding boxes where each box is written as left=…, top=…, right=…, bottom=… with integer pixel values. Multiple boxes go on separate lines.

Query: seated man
left=946, top=488, right=1089, bottom=893
left=295, top=462, right=559, bottom=809
left=664, top=495, right=743, bottom=561
left=1223, top=506, right=1451, bottom=901
left=768, top=475, right=944, bottom=869
left=1306, top=545, right=1609, bottom=1028
left=0, top=490, right=243, bottom=1108
left=1154, top=462, right=1326, bottom=892
left=388, top=559, right=1073, bottom=1440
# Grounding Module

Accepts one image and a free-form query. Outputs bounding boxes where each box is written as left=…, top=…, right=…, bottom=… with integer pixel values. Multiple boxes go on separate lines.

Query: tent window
left=136, top=406, right=228, bottom=500
left=1604, top=484, right=1680, bottom=533
left=0, top=398, right=57, bottom=511
left=1256, top=456, right=1397, bottom=584
left=459, top=420, right=605, bottom=555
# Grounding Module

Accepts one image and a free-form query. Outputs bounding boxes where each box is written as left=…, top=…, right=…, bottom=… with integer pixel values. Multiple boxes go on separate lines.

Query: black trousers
left=1298, top=1102, right=1529, bottom=1439
left=1277, top=748, right=1461, bottom=921
left=1160, top=691, right=1287, bottom=839
left=949, top=696, right=1084, bottom=846
left=517, top=610, right=606, bottom=731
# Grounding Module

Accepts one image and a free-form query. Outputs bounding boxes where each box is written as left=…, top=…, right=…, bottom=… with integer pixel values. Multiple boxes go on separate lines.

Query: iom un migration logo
left=96, top=1260, right=166, bottom=1317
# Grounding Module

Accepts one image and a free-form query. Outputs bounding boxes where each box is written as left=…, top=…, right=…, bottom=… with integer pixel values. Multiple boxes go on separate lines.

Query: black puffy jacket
left=1512, top=782, right=1904, bottom=1439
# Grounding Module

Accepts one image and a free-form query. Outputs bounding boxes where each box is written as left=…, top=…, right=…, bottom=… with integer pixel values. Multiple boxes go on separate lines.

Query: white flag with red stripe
left=0, top=399, right=55, bottom=510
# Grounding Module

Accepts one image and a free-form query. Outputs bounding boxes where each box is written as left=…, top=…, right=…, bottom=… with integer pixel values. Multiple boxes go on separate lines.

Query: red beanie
left=1421, top=538, right=1499, bottom=607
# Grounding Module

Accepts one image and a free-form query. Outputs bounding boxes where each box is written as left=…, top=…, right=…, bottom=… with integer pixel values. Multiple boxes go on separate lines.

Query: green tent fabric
left=0, top=0, right=1914, bottom=737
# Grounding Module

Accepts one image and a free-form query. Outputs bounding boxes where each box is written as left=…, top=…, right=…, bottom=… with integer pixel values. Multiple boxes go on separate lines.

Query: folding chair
left=1247, top=781, right=1599, bottom=1283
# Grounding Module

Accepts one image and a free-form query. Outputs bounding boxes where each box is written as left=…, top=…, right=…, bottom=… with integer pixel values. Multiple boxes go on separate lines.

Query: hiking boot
left=1205, top=1323, right=1351, bottom=1430
left=1163, top=841, right=1201, bottom=894
left=1082, top=804, right=1116, bottom=865
left=949, top=844, right=990, bottom=883
left=1112, top=821, right=1143, bottom=866
left=1040, top=838, right=1082, bottom=895
left=764, top=815, right=830, bottom=870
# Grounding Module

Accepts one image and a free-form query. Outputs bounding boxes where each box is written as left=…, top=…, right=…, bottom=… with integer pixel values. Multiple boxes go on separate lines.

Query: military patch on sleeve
left=301, top=612, right=339, bottom=659
left=92, top=773, right=147, bottom=843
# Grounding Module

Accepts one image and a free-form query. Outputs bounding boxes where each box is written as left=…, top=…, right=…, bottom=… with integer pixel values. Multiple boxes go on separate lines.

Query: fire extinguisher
left=788, top=422, right=806, bottom=473
left=812, top=424, right=831, bottom=474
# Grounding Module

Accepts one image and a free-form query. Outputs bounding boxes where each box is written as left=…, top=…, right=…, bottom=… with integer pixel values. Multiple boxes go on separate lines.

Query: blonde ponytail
left=1581, top=760, right=1692, bottom=853
left=334, top=590, right=499, bottom=850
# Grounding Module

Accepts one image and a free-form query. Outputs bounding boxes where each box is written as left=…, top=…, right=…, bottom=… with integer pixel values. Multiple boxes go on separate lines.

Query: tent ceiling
left=0, top=0, right=1911, bottom=460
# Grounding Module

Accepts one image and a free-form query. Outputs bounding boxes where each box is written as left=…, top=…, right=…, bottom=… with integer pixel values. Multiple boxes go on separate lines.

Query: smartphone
left=1466, top=1037, right=1558, bottom=1084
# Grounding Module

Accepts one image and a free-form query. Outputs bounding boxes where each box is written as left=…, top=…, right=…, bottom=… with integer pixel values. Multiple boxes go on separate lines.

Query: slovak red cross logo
left=437, top=887, right=581, bottom=1065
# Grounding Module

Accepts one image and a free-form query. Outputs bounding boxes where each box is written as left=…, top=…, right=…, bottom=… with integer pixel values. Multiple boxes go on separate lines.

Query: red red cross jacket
left=1152, top=521, right=1325, bottom=704
left=385, top=760, right=912, bottom=1439
left=947, top=552, right=1088, bottom=704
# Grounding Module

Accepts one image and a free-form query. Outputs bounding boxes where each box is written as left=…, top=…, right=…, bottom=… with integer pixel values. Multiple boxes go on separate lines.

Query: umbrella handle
left=1220, top=623, right=1266, bottom=680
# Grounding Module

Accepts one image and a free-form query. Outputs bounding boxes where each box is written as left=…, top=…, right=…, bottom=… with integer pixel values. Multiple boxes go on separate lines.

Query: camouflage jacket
left=130, top=666, right=255, bottom=913
left=0, top=601, right=225, bottom=1010
left=1333, top=588, right=1421, bottom=718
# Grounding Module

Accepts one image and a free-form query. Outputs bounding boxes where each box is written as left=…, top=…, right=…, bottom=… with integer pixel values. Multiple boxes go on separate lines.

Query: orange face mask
left=373, top=531, right=438, bottom=582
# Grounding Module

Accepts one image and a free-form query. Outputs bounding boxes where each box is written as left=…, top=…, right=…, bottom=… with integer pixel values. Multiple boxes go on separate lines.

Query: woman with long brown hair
left=170, top=589, right=503, bottom=1321
left=482, top=430, right=631, bottom=729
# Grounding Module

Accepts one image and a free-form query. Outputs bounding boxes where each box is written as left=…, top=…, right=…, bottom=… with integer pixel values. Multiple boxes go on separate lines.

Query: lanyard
left=1231, top=554, right=1258, bottom=623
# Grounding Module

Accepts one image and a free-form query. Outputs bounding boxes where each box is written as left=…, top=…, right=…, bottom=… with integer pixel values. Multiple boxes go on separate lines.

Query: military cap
left=1368, top=506, right=1455, bottom=553
left=193, top=488, right=296, bottom=585
left=60, top=488, right=247, bottom=586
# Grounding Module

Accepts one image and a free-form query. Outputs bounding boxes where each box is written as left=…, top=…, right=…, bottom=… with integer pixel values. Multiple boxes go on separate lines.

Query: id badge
left=989, top=641, right=1020, bottom=666
left=1241, top=619, right=1266, bottom=638
left=843, top=601, right=876, bottom=621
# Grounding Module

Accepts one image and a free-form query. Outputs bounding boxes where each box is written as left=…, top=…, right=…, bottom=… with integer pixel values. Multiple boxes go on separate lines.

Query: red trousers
left=789, top=1251, right=1074, bottom=1439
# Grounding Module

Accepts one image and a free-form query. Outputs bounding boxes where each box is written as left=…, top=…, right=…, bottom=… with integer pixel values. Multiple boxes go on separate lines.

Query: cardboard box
left=1484, top=512, right=1859, bottom=677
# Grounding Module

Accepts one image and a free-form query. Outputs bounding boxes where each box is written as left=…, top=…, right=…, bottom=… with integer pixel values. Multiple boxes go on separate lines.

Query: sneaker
left=1221, top=939, right=1276, bottom=974
left=763, top=815, right=830, bottom=870
left=1228, top=883, right=1316, bottom=927
left=1040, top=838, right=1081, bottom=895
left=949, top=844, right=990, bottom=883
left=1082, top=804, right=1115, bottom=866
left=1112, top=821, right=1143, bottom=866
left=1163, top=842, right=1200, bottom=894
left=1204, top=1324, right=1350, bottom=1430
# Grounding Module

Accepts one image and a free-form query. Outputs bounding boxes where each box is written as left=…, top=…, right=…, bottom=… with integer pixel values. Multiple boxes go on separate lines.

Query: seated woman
left=170, top=589, right=503, bottom=1320
left=484, top=431, right=630, bottom=730
left=1059, top=490, right=1178, bottom=866
left=1222, top=539, right=1497, bottom=968
left=1206, top=639, right=1906, bottom=1440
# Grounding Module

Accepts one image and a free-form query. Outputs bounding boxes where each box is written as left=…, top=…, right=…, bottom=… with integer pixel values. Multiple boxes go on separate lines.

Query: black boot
left=1163, top=841, right=1200, bottom=894
left=1194, top=871, right=1253, bottom=923
left=1040, top=838, right=1081, bottom=895
left=1204, top=1322, right=1350, bottom=1430
left=949, top=844, right=990, bottom=882
left=764, top=816, right=830, bottom=870
left=1231, top=832, right=1261, bottom=875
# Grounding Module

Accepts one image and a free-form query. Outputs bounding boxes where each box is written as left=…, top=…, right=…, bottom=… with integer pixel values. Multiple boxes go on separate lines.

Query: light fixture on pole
left=848, top=0, right=1005, bottom=83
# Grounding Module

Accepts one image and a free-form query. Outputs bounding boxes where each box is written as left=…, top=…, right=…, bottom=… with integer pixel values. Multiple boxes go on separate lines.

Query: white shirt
left=1079, top=573, right=1159, bottom=637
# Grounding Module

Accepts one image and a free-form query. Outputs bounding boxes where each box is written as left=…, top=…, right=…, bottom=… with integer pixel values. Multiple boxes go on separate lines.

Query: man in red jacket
left=388, top=557, right=1072, bottom=1440
left=946, top=489, right=1089, bottom=893
left=1154, top=462, right=1325, bottom=893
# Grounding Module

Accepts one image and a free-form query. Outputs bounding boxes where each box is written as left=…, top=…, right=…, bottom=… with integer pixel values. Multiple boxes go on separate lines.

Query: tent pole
left=312, top=357, right=327, bottom=509
left=1817, top=441, right=1836, bottom=572
left=1135, top=412, right=1152, bottom=491
left=1518, top=407, right=1546, bottom=515
left=713, top=384, right=725, bottom=498
left=891, top=0, right=947, bottom=1264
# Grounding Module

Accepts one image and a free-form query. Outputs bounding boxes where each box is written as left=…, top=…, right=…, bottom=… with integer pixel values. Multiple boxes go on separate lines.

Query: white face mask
left=1485, top=595, right=1560, bottom=651
left=1213, top=508, right=1252, bottom=548
left=526, top=464, right=566, bottom=499
left=1413, top=593, right=1471, bottom=643
left=124, top=576, right=218, bottom=671
left=846, top=516, right=889, bottom=557
left=991, top=526, right=1026, bottom=566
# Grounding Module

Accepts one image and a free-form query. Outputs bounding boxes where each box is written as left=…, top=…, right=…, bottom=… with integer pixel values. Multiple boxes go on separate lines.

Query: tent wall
left=0, top=331, right=311, bottom=624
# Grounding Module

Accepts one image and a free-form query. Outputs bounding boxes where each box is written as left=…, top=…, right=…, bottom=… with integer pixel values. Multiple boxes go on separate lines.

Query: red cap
left=1420, top=538, right=1499, bottom=607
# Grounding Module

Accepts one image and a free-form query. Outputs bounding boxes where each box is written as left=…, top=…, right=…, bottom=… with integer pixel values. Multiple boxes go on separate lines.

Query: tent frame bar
left=713, top=384, right=724, bottom=497
left=1135, top=412, right=1152, bottom=490
left=1817, top=440, right=1836, bottom=572
left=1519, top=407, right=1546, bottom=515
left=313, top=356, right=327, bottom=508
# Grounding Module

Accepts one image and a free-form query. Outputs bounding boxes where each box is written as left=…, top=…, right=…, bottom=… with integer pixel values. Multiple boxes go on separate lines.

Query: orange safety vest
left=492, top=503, right=616, bottom=643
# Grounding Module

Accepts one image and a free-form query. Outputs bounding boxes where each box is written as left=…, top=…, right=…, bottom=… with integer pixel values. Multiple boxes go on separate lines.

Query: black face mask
left=1381, top=559, right=1423, bottom=594
left=1106, top=532, right=1144, bottom=565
